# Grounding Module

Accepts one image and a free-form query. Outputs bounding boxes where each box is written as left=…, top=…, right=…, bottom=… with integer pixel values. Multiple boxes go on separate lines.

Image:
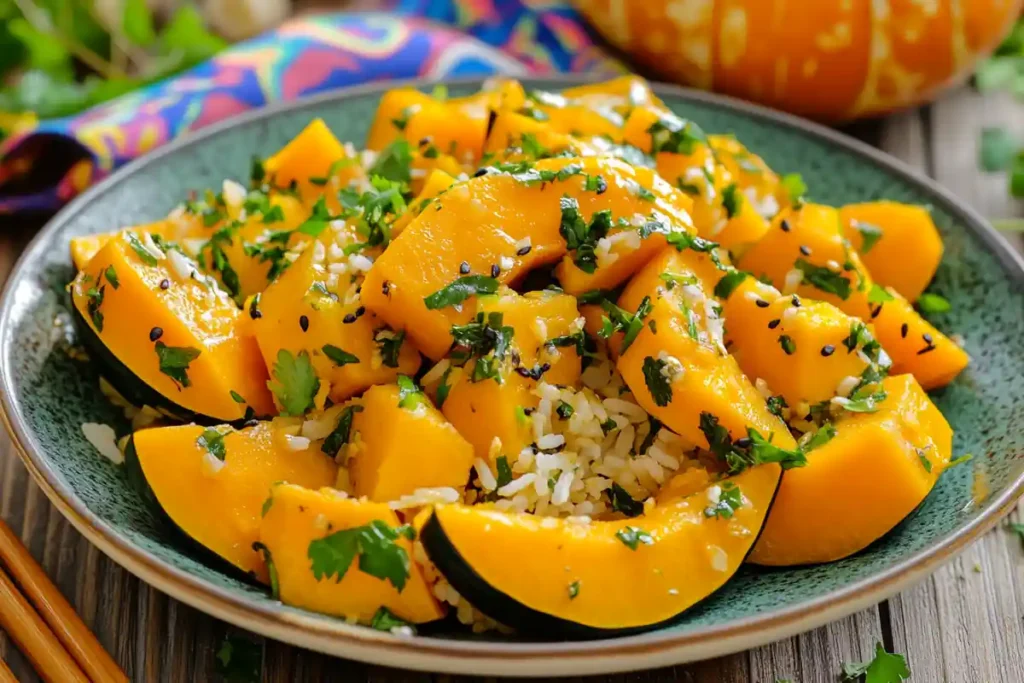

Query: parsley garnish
left=699, top=412, right=806, bottom=473
left=916, top=292, right=951, bottom=314
left=642, top=356, right=674, bottom=407
left=800, top=423, right=836, bottom=451
left=495, top=455, right=513, bottom=489
left=104, top=265, right=119, bottom=289
left=704, top=482, right=743, bottom=519
left=85, top=284, right=105, bottom=332
left=230, top=390, right=246, bottom=404
left=868, top=283, right=894, bottom=304
left=322, top=344, right=359, bottom=367
left=367, top=139, right=414, bottom=185
left=598, top=296, right=652, bottom=353
left=615, top=526, right=654, bottom=550
left=721, top=183, right=743, bottom=218
left=370, top=607, right=413, bottom=633
left=424, top=275, right=499, bottom=310
left=778, top=334, right=796, bottom=355
left=435, top=365, right=454, bottom=408
left=307, top=520, right=413, bottom=591
left=568, top=580, right=581, bottom=599
left=840, top=642, right=910, bottom=682
left=126, top=232, right=158, bottom=266
left=646, top=114, right=709, bottom=155
left=780, top=173, right=808, bottom=205
left=322, top=405, right=363, bottom=458
left=559, top=195, right=612, bottom=274
left=154, top=342, right=201, bottom=388
left=375, top=329, right=406, bottom=368
left=713, top=270, right=749, bottom=299
left=795, top=258, right=851, bottom=299
left=268, top=349, right=319, bottom=416
left=608, top=483, right=644, bottom=517
left=197, top=427, right=228, bottom=461
left=396, top=375, right=425, bottom=409
left=850, top=220, right=883, bottom=253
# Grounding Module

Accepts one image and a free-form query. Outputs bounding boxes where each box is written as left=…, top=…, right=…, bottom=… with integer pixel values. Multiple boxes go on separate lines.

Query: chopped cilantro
left=714, top=270, right=749, bottom=299
left=780, top=173, right=808, bottom=205
left=598, top=296, right=652, bottom=354
left=916, top=292, right=951, bottom=314
left=126, top=232, right=159, bottom=266
left=850, top=220, right=883, bottom=253
left=104, top=265, right=119, bottom=289
left=795, top=258, right=851, bottom=299
left=704, top=482, right=743, bottom=519
left=495, top=455, right=513, bottom=489
left=391, top=105, right=417, bottom=131
left=396, top=375, right=425, bottom=409
left=322, top=344, right=359, bottom=367
left=268, top=349, right=319, bottom=416
left=868, top=284, right=894, bottom=304
left=840, top=642, right=910, bottom=682
left=800, top=423, right=836, bottom=451
left=203, top=226, right=241, bottom=299
left=584, top=174, right=608, bottom=193
left=322, top=405, right=363, bottom=458
left=556, top=400, right=575, bottom=419
left=307, top=519, right=412, bottom=591
left=646, top=114, right=709, bottom=155
left=367, top=139, right=414, bottom=185
left=85, top=284, right=105, bottom=332
left=559, top=195, right=612, bottom=274
left=841, top=388, right=888, bottom=413
left=699, top=412, right=806, bottom=473
left=230, top=390, right=246, bottom=404
left=424, top=275, right=500, bottom=310
left=197, top=427, right=228, bottom=461
left=615, top=526, right=654, bottom=550
left=778, top=334, right=796, bottom=355
left=659, top=272, right=699, bottom=290
left=370, top=607, right=413, bottom=633
left=568, top=580, right=581, bottom=600
left=721, top=183, right=743, bottom=218
left=308, top=157, right=357, bottom=186
left=154, top=342, right=201, bottom=388
left=642, top=356, right=674, bottom=407
left=608, top=483, right=644, bottom=517
left=917, top=448, right=933, bottom=473
left=766, top=395, right=788, bottom=418
left=435, top=366, right=454, bottom=408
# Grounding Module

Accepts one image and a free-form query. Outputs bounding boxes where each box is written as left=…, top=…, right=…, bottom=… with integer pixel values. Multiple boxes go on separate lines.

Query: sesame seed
left=780, top=219, right=791, bottom=232
left=459, top=261, right=470, bottom=274
left=491, top=264, right=500, bottom=278
left=755, top=299, right=769, bottom=308
left=159, top=279, right=170, bottom=290
left=821, top=344, right=835, bottom=357
left=473, top=168, right=488, bottom=178
left=901, top=323, right=909, bottom=338
left=299, top=315, right=309, bottom=332
left=768, top=319, right=781, bottom=329
left=418, top=136, right=432, bottom=147
left=343, top=314, right=356, bottom=324
left=918, top=345, right=937, bottom=355
left=791, top=296, right=801, bottom=307
left=799, top=245, right=811, bottom=256
left=517, top=245, right=532, bottom=256
left=355, top=306, right=366, bottom=317
left=871, top=305, right=882, bottom=319
left=149, top=327, right=163, bottom=342
left=382, top=281, right=390, bottom=296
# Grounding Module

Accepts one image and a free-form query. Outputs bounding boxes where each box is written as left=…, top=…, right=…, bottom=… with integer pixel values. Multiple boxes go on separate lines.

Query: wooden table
left=0, top=85, right=1021, bottom=682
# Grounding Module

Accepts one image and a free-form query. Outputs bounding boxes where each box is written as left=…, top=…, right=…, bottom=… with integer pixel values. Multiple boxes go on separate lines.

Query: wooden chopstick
left=0, top=566, right=89, bottom=682
left=0, top=656, right=17, bottom=683
left=0, top=519, right=126, bottom=682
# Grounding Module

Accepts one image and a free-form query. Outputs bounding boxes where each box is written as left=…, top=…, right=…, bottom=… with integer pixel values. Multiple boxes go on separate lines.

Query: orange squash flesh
left=258, top=484, right=444, bottom=624
left=366, top=88, right=489, bottom=164
left=71, top=231, right=274, bottom=421
left=264, top=118, right=364, bottom=207
left=348, top=384, right=475, bottom=503
left=421, top=461, right=781, bottom=635
left=839, top=201, right=943, bottom=302
left=128, top=422, right=337, bottom=582
left=70, top=214, right=209, bottom=272
left=750, top=374, right=952, bottom=566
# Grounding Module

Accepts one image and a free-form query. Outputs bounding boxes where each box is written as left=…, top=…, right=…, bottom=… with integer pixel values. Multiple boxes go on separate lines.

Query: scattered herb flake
left=704, top=482, right=743, bottom=519
left=714, top=270, right=749, bottom=299
left=642, top=356, right=674, bottom=407
left=197, top=427, right=228, bottom=461
left=795, top=258, right=851, bottom=299
left=916, top=292, right=951, bottom=314
left=396, top=375, right=425, bottom=409
left=850, top=220, right=884, bottom=253
left=154, top=342, right=201, bottom=388
left=322, top=405, right=363, bottom=458
left=307, top=519, right=412, bottom=591
left=322, top=344, right=359, bottom=367
left=615, top=526, right=654, bottom=550
left=424, top=275, right=500, bottom=310
left=608, top=483, right=644, bottom=517
left=268, top=349, right=319, bottom=416
left=370, top=607, right=413, bottom=633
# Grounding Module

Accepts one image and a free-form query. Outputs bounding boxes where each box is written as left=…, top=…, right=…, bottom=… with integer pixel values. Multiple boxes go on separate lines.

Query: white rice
left=81, top=423, right=123, bottom=465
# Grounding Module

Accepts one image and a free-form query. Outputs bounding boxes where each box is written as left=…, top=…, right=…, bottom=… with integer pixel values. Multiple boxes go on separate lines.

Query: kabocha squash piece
left=522, top=89, right=626, bottom=141
left=251, top=244, right=421, bottom=410
left=421, top=461, right=781, bottom=635
left=438, top=289, right=584, bottom=465
left=70, top=231, right=274, bottom=422
left=362, top=156, right=694, bottom=360
left=839, top=201, right=943, bottom=301
left=750, top=374, right=953, bottom=566
left=264, top=118, right=364, bottom=207
left=392, top=168, right=456, bottom=237
left=366, top=88, right=489, bottom=164
left=708, top=134, right=784, bottom=220
left=125, top=422, right=337, bottom=582
left=258, top=484, right=444, bottom=624
left=721, top=276, right=887, bottom=411
left=738, top=204, right=968, bottom=389
left=617, top=298, right=797, bottom=454
left=484, top=111, right=586, bottom=162
left=347, top=383, right=475, bottom=503
left=69, top=213, right=209, bottom=271
left=560, top=75, right=662, bottom=111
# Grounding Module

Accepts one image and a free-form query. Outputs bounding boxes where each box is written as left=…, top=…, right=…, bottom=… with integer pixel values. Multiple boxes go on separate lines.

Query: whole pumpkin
left=571, top=0, right=1022, bottom=121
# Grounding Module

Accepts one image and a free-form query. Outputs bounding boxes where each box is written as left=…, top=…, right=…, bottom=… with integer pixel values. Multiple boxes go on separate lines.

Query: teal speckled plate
left=1, top=78, right=1022, bottom=677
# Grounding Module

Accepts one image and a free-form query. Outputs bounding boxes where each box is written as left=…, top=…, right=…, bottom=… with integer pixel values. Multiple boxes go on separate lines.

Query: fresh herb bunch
left=0, top=0, right=226, bottom=129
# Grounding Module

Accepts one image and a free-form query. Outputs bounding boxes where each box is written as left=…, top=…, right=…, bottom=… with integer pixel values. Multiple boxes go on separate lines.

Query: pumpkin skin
left=572, top=0, right=1023, bottom=121
left=421, top=461, right=781, bottom=636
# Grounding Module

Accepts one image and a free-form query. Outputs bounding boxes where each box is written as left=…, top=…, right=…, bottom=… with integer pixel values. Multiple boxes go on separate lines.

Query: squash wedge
left=421, top=461, right=781, bottom=636
left=125, top=422, right=337, bottom=582
left=750, top=374, right=953, bottom=566
left=259, top=484, right=445, bottom=624
left=71, top=230, right=275, bottom=422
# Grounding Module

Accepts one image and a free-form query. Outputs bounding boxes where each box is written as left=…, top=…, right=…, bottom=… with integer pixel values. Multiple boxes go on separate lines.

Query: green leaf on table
left=160, top=4, right=228, bottom=66
left=7, top=17, right=71, bottom=75
left=123, top=0, right=156, bottom=47
left=979, top=127, right=1019, bottom=171
left=840, top=642, right=910, bottom=682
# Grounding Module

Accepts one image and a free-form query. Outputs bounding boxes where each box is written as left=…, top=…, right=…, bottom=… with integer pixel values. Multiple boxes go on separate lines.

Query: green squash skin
left=420, top=471, right=783, bottom=639
left=123, top=434, right=265, bottom=587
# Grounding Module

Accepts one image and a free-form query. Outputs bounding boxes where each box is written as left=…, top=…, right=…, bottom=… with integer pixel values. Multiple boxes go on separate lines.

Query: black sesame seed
left=473, top=168, right=488, bottom=178
left=755, top=299, right=769, bottom=308
left=299, top=315, right=309, bottom=332
left=243, top=419, right=260, bottom=428
left=491, top=264, right=500, bottom=278
left=871, top=304, right=883, bottom=319
left=343, top=313, right=356, bottom=324
left=922, top=333, right=933, bottom=344
left=791, top=296, right=801, bottom=307
left=149, top=327, right=163, bottom=342
left=418, top=136, right=432, bottom=147
left=917, top=345, right=937, bottom=355
left=459, top=261, right=470, bottom=274
left=900, top=323, right=909, bottom=338
left=768, top=319, right=781, bottom=329
left=355, top=306, right=366, bottom=317
left=515, top=366, right=533, bottom=378
left=780, top=219, right=791, bottom=232
left=159, top=278, right=170, bottom=290
left=799, top=245, right=811, bottom=256
left=382, top=281, right=390, bottom=295
left=516, top=245, right=532, bottom=256
left=821, top=344, right=835, bottom=357
left=734, top=437, right=752, bottom=448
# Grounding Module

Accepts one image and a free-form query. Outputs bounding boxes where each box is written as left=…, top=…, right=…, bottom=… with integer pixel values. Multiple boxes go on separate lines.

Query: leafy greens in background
left=974, top=13, right=1024, bottom=232
left=0, top=0, right=226, bottom=130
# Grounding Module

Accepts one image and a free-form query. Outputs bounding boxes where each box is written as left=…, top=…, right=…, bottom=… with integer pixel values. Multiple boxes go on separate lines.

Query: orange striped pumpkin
left=571, top=0, right=1022, bottom=121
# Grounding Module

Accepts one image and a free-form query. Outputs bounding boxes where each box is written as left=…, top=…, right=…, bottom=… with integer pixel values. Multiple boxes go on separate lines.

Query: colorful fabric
left=0, top=3, right=620, bottom=215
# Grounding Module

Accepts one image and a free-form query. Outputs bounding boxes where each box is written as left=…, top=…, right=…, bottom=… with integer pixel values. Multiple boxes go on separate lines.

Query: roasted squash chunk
left=738, top=204, right=968, bottom=389
left=126, top=422, right=337, bottom=582
left=348, top=383, right=475, bottom=503
left=839, top=201, right=943, bottom=302
left=259, top=484, right=444, bottom=624
left=421, top=460, right=780, bottom=635
left=264, top=118, right=364, bottom=207
left=71, top=230, right=274, bottom=421
left=362, top=156, right=694, bottom=360
left=70, top=213, right=208, bottom=271
left=750, top=374, right=953, bottom=565
left=366, top=88, right=489, bottom=164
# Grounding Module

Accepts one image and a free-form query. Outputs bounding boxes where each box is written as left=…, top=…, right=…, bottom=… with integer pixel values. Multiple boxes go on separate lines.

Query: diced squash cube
left=128, top=422, right=337, bottom=582
left=252, top=245, right=421, bottom=407
left=70, top=231, right=275, bottom=421
left=70, top=214, right=209, bottom=272
left=258, top=484, right=445, bottom=624
left=264, top=119, right=364, bottom=207
left=839, top=201, right=943, bottom=302
left=392, top=168, right=456, bottom=237
left=366, top=88, right=489, bottom=164
left=750, top=374, right=953, bottom=565
left=617, top=298, right=795, bottom=451
left=441, top=372, right=534, bottom=468
left=347, top=384, right=474, bottom=502
left=484, top=111, right=583, bottom=161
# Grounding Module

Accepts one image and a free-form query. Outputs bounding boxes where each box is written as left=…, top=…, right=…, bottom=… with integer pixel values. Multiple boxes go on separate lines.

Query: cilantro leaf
left=435, top=365, right=454, bottom=408
left=367, top=139, right=413, bottom=185
left=85, top=284, right=105, bottom=332
left=916, top=292, right=951, bottom=314
left=800, top=423, right=836, bottom=451
left=424, top=275, right=499, bottom=310
left=795, top=258, right=851, bottom=299
left=608, top=483, right=644, bottom=517
left=197, top=427, right=228, bottom=461
left=375, top=329, right=406, bottom=369
left=307, top=520, right=412, bottom=591
left=714, top=270, right=749, bottom=299
left=268, top=349, right=319, bottom=416
left=642, top=356, right=674, bottom=407
left=322, top=344, right=359, bottom=367
left=104, top=265, right=119, bottom=289
left=868, top=284, right=894, bottom=304
left=126, top=232, right=158, bottom=266
left=780, top=173, right=808, bottom=205
left=370, top=607, right=413, bottom=633
left=396, top=375, right=425, bottom=409
left=721, top=183, right=743, bottom=219
left=559, top=195, right=612, bottom=274
left=322, top=405, right=363, bottom=458
left=850, top=220, right=884, bottom=253
left=704, top=481, right=743, bottom=519
left=495, top=455, right=513, bottom=489
left=599, top=296, right=652, bottom=354
left=840, top=642, right=910, bottom=682
left=568, top=580, right=581, bottom=599
left=154, top=342, right=201, bottom=388
left=615, top=526, right=654, bottom=550
left=699, top=412, right=806, bottom=473
left=646, top=114, right=709, bottom=155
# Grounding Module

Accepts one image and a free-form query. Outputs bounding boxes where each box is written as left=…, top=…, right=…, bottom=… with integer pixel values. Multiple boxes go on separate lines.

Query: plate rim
left=2, top=75, right=1023, bottom=676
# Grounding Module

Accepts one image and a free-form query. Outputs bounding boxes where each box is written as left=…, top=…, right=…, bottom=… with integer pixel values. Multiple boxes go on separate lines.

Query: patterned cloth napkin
left=0, top=0, right=621, bottom=215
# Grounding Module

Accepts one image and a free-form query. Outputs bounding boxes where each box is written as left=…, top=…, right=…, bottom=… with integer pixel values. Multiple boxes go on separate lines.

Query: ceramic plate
left=2, top=78, right=1022, bottom=677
